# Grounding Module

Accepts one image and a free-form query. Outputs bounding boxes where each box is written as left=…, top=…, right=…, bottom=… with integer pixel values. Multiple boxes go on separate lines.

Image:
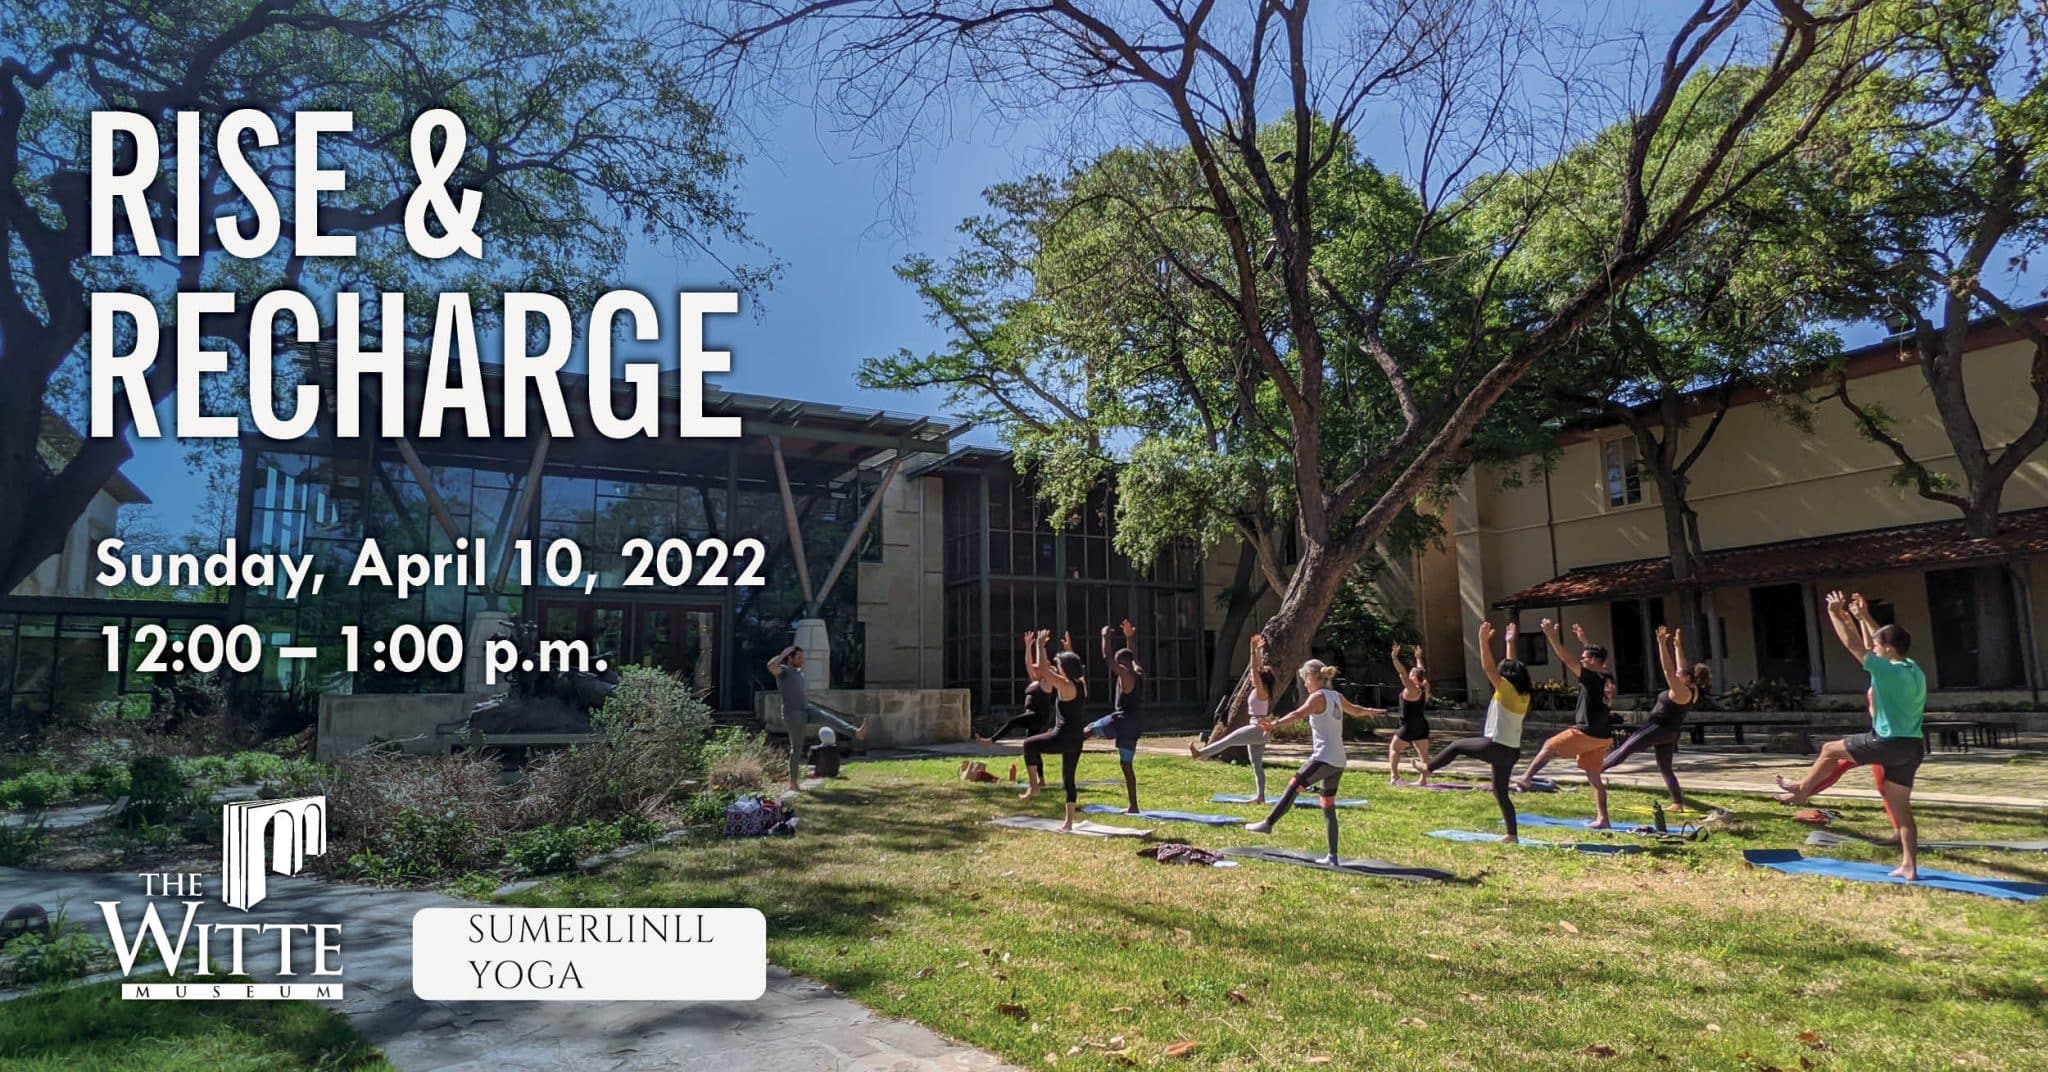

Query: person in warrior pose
left=1387, top=643, right=1432, bottom=783
left=1775, top=591, right=1925, bottom=880
left=1241, top=659, right=1372, bottom=865
left=1188, top=631, right=1278, bottom=802
left=768, top=644, right=870, bottom=793
left=1775, top=609, right=1904, bottom=835
left=1514, top=620, right=1616, bottom=827
left=1422, top=620, right=1531, bottom=841
left=1083, top=619, right=1145, bottom=814
left=1018, top=630, right=1091, bottom=830
left=1600, top=625, right=1707, bottom=811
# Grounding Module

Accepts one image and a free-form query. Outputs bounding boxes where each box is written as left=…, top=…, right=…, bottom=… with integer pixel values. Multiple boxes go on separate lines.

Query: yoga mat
left=1081, top=804, right=1242, bottom=826
left=988, top=816, right=1152, bottom=838
left=1212, top=793, right=1368, bottom=808
left=1427, top=828, right=1641, bottom=856
left=1805, top=830, right=2048, bottom=853
left=1221, top=846, right=1454, bottom=882
left=1512, top=815, right=1697, bottom=838
left=1743, top=849, right=2048, bottom=902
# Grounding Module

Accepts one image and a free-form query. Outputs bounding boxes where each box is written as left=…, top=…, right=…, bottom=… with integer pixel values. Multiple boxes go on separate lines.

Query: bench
left=1922, top=719, right=1979, bottom=753
left=1687, top=715, right=1813, bottom=747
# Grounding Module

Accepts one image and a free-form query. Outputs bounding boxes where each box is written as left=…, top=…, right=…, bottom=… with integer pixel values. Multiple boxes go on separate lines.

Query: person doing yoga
left=1188, top=631, right=1278, bottom=802
left=1242, top=659, right=1372, bottom=865
left=1600, top=624, right=1706, bottom=811
left=1387, top=642, right=1432, bottom=783
left=1422, top=620, right=1530, bottom=841
left=979, top=676, right=1056, bottom=752
left=1018, top=630, right=1091, bottom=830
left=1083, top=619, right=1146, bottom=814
left=1775, top=591, right=1926, bottom=880
left=1514, top=620, right=1615, bottom=827
left=1777, top=611, right=1905, bottom=835
left=768, top=643, right=871, bottom=793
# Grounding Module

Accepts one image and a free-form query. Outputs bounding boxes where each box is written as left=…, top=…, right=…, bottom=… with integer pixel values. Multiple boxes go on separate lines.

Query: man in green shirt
left=1776, top=591, right=1926, bottom=880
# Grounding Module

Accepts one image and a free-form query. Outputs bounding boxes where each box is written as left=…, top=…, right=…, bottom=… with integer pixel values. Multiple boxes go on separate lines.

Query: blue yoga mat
left=1513, top=815, right=1684, bottom=837
left=1392, top=777, right=1563, bottom=793
left=1212, top=793, right=1368, bottom=809
left=1081, top=804, right=1243, bottom=826
left=1427, top=828, right=1640, bottom=856
left=1743, top=849, right=2048, bottom=902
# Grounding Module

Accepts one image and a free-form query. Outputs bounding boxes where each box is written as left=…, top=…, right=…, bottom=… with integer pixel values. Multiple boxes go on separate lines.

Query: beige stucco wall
left=1423, top=336, right=2048, bottom=695
left=855, top=461, right=946, bottom=689
left=11, top=487, right=124, bottom=598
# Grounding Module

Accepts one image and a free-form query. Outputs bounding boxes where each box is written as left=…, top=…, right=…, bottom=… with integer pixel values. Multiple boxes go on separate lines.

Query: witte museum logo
left=95, top=795, right=343, bottom=1000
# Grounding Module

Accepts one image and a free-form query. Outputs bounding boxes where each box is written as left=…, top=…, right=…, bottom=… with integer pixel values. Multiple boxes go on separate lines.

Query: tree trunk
left=1225, top=540, right=1358, bottom=720
left=1204, top=540, right=1264, bottom=727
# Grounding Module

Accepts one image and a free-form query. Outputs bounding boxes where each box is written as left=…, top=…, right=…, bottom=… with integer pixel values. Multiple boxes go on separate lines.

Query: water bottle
left=1652, top=800, right=1667, bottom=833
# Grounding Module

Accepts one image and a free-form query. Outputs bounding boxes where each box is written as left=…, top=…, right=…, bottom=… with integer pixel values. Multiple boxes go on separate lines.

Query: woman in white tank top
left=1242, top=659, right=1372, bottom=864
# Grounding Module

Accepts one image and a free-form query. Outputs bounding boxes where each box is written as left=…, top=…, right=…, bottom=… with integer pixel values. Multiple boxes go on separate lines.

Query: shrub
left=515, top=666, right=711, bottom=823
left=1723, top=677, right=1813, bottom=713
left=503, top=824, right=586, bottom=876
left=0, top=770, right=74, bottom=811
left=0, top=930, right=106, bottom=987
left=348, top=805, right=484, bottom=884
left=321, top=746, right=509, bottom=884
left=702, top=729, right=779, bottom=793
left=0, top=817, right=49, bottom=867
left=123, top=755, right=193, bottom=827
left=683, top=788, right=737, bottom=828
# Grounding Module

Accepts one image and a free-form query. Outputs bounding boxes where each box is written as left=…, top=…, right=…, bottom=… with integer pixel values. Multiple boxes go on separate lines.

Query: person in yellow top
left=1420, top=619, right=1532, bottom=842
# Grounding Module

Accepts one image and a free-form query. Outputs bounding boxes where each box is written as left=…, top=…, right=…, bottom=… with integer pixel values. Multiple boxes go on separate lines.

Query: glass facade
left=0, top=601, right=233, bottom=741
left=942, top=464, right=1206, bottom=717
left=235, top=436, right=869, bottom=712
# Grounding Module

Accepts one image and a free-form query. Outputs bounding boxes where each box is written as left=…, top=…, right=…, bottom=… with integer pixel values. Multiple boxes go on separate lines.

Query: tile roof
left=1496, top=507, right=2048, bottom=607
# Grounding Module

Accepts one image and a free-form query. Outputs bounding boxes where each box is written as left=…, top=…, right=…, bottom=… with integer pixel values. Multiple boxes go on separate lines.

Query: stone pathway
left=0, top=867, right=1016, bottom=1072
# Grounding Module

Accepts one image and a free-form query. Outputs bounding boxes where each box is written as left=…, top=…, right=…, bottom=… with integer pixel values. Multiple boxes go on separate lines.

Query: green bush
left=0, top=930, right=106, bottom=987
left=0, top=817, right=49, bottom=866
left=503, top=825, right=586, bottom=876
left=683, top=788, right=736, bottom=828
left=348, top=805, right=483, bottom=884
left=0, top=770, right=75, bottom=810
left=124, top=755, right=192, bottom=827
left=1723, top=677, right=1813, bottom=712
left=516, top=666, right=713, bottom=823
left=75, top=760, right=129, bottom=800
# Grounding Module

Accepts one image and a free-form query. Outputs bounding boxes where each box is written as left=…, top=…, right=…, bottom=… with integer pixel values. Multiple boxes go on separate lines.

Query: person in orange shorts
left=1514, top=618, right=1616, bottom=828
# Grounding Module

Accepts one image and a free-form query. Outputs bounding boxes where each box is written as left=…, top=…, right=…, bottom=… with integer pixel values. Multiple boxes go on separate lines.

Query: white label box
left=411, top=907, right=767, bottom=1001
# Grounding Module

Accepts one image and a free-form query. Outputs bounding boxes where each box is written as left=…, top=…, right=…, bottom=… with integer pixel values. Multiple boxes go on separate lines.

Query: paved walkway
left=0, top=867, right=1016, bottom=1072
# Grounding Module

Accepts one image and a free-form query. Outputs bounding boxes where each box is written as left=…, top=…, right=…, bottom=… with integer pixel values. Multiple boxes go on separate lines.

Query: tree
left=1, top=0, right=758, bottom=594
left=1501, top=113, right=1849, bottom=666
left=723, top=0, right=1895, bottom=695
left=1802, top=0, right=2048, bottom=687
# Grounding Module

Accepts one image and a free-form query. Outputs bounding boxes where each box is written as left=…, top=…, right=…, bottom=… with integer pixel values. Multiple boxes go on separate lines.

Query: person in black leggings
left=1018, top=630, right=1089, bottom=830
left=1602, top=625, right=1707, bottom=811
left=979, top=678, right=1055, bottom=752
left=1387, top=643, right=1432, bottom=782
left=1423, top=620, right=1532, bottom=841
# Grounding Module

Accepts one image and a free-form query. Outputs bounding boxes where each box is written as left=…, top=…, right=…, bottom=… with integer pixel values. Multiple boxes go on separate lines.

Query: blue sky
left=119, top=111, right=1037, bottom=537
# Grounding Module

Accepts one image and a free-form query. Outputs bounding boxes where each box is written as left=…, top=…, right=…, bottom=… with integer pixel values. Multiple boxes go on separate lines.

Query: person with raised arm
left=1600, top=624, right=1708, bottom=811
left=768, top=642, right=869, bottom=793
left=1240, top=659, right=1372, bottom=865
left=1513, top=620, right=1616, bottom=827
left=1386, top=643, right=1433, bottom=783
left=1421, top=619, right=1531, bottom=841
left=1188, top=630, right=1278, bottom=802
left=1008, top=631, right=1062, bottom=794
left=1082, top=619, right=1145, bottom=813
left=1775, top=592, right=1925, bottom=880
left=1018, top=630, right=1091, bottom=829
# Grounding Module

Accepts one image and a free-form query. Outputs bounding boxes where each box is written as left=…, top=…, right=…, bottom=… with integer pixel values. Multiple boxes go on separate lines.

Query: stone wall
left=757, top=687, right=973, bottom=749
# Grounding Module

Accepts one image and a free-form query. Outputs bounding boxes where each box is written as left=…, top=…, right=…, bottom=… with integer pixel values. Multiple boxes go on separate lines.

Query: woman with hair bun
left=1240, top=657, right=1373, bottom=865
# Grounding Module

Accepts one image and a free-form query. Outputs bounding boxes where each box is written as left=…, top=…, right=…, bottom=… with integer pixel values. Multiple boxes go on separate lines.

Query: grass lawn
left=0, top=979, right=393, bottom=1072
left=509, top=753, right=2048, bottom=1072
